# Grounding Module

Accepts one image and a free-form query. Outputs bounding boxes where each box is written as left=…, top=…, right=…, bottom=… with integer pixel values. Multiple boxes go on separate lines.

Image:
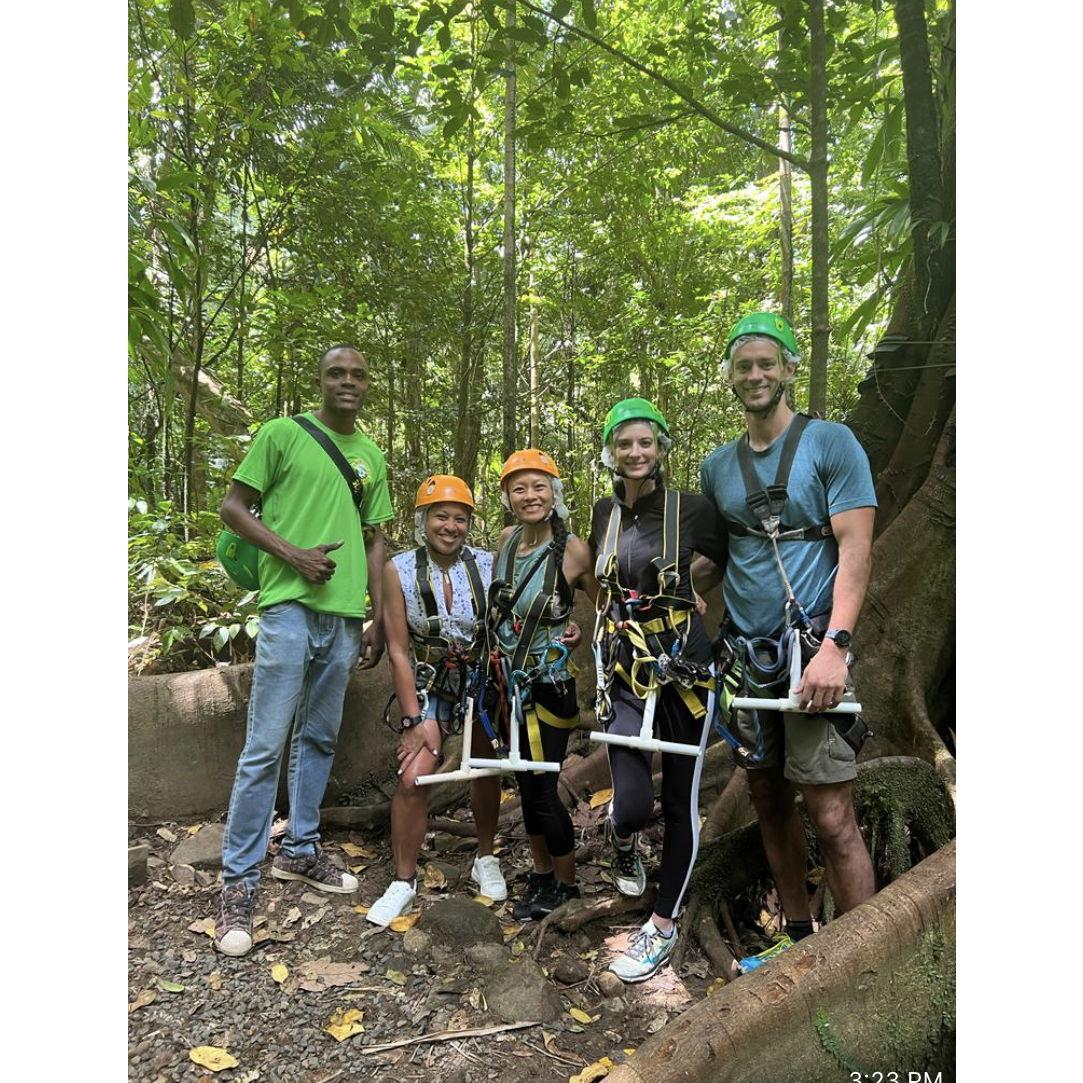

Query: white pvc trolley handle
left=730, top=633, right=862, bottom=714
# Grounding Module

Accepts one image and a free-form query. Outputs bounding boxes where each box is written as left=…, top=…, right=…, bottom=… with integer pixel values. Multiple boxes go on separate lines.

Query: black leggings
left=606, top=677, right=711, bottom=919
left=511, top=678, right=578, bottom=859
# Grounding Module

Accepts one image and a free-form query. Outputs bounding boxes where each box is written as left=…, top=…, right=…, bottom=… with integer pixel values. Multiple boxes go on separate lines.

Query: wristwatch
left=824, top=628, right=853, bottom=648
left=401, top=714, right=425, bottom=731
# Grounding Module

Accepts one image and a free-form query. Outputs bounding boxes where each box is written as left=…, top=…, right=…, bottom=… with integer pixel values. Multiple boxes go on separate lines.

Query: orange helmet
left=499, top=449, right=560, bottom=488
left=415, top=474, right=475, bottom=510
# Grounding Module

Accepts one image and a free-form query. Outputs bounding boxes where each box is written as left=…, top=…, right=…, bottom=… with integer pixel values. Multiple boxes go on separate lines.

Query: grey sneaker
left=608, top=919, right=677, bottom=983
left=611, top=831, right=646, bottom=897
left=271, top=848, right=358, bottom=894
left=215, top=883, right=255, bottom=957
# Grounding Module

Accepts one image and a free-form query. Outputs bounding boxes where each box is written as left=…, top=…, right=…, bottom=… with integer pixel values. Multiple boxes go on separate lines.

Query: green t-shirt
left=232, top=413, right=394, bottom=618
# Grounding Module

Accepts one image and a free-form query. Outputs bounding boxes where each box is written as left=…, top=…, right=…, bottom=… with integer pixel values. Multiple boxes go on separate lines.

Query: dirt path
left=128, top=796, right=721, bottom=1082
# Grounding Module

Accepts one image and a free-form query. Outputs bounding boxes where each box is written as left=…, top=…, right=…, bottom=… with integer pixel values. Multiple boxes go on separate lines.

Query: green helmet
left=602, top=397, right=670, bottom=445
left=724, top=311, right=798, bottom=359
left=216, top=529, right=260, bottom=590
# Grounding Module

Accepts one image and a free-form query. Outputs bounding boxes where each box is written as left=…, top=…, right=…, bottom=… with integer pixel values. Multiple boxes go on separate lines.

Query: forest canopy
left=128, top=0, right=955, bottom=673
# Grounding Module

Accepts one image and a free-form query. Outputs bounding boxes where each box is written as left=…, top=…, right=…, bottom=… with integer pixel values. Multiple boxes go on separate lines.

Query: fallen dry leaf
left=473, top=895, right=494, bottom=907
left=588, top=787, right=614, bottom=810
left=352, top=905, right=370, bottom=915
left=185, top=823, right=203, bottom=835
left=156, top=827, right=178, bottom=843
left=422, top=863, right=447, bottom=890
left=252, top=927, right=296, bottom=946
left=188, top=917, right=216, bottom=938
left=706, top=977, right=727, bottom=996
left=571, top=1056, right=614, bottom=1083
left=301, top=906, right=329, bottom=930
left=385, top=968, right=408, bottom=986
left=389, top=912, right=420, bottom=932
left=281, top=906, right=303, bottom=929
left=207, top=970, right=224, bottom=991
left=188, top=1046, right=239, bottom=1072
left=348, top=863, right=369, bottom=875
left=128, top=989, right=157, bottom=1014
left=340, top=842, right=377, bottom=859
left=294, top=959, right=371, bottom=991
left=568, top=1007, right=594, bottom=1025
left=646, top=1013, right=668, bottom=1034
left=299, top=891, right=327, bottom=906
left=511, top=940, right=525, bottom=957
left=324, top=1007, right=365, bottom=1042
left=499, top=790, right=515, bottom=804
left=271, top=964, right=288, bottom=984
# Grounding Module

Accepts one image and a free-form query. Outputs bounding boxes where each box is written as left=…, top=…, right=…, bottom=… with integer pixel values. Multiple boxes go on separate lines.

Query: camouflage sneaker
left=215, top=883, right=255, bottom=957
left=271, top=848, right=359, bottom=894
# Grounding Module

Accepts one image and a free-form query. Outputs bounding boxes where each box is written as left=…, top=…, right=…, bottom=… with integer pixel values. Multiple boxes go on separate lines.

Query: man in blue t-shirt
left=696, top=312, right=877, bottom=942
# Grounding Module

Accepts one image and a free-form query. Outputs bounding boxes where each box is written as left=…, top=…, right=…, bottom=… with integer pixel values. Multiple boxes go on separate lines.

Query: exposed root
left=691, top=901, right=740, bottom=981
left=534, top=890, right=656, bottom=960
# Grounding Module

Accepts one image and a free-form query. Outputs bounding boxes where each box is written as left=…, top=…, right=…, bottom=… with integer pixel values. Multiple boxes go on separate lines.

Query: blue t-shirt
left=699, top=418, right=876, bottom=637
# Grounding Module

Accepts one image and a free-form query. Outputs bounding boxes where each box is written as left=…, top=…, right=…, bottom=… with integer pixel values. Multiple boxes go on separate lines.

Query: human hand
left=290, top=540, right=344, bottom=583
left=396, top=719, right=441, bottom=775
left=693, top=590, right=707, bottom=617
left=794, top=642, right=849, bottom=712
left=560, top=622, right=582, bottom=650
left=357, top=621, right=385, bottom=669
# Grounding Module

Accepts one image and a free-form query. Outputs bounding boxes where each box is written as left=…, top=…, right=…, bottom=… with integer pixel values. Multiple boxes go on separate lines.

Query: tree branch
left=517, top=0, right=811, bottom=171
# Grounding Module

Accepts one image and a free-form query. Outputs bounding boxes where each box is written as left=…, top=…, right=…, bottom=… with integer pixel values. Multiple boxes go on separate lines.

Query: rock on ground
left=420, top=897, right=503, bottom=946
left=485, top=959, right=563, bottom=1024
left=169, top=823, right=226, bottom=869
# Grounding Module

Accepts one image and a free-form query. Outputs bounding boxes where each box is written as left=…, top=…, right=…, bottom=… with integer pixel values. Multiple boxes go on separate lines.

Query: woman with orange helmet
left=490, top=449, right=596, bottom=920
left=366, top=475, right=506, bottom=926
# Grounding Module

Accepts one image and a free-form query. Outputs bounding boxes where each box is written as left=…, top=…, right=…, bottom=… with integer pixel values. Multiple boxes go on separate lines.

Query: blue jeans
left=222, top=601, right=363, bottom=889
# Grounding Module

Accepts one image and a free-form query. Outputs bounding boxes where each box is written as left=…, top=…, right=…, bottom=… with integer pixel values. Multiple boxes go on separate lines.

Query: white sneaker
left=608, top=919, right=677, bottom=983
left=470, top=854, right=507, bottom=901
left=366, top=878, right=417, bottom=927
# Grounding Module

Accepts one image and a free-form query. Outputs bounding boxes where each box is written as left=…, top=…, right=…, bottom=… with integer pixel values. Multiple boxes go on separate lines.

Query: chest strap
left=491, top=528, right=571, bottom=675
left=413, top=546, right=486, bottom=657
left=594, top=488, right=684, bottom=604
left=728, top=414, right=833, bottom=542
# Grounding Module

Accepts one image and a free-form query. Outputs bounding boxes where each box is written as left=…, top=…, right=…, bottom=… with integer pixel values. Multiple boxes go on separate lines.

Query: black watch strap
left=401, top=714, right=425, bottom=730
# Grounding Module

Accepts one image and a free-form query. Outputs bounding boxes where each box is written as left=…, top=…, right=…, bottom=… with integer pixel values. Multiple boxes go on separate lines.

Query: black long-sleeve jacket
left=589, top=480, right=727, bottom=664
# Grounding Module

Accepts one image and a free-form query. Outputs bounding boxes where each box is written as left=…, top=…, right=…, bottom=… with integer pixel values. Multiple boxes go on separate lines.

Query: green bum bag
left=215, top=415, right=368, bottom=591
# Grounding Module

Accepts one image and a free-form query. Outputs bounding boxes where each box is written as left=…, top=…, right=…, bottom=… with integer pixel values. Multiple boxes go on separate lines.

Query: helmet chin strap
left=733, top=380, right=788, bottom=417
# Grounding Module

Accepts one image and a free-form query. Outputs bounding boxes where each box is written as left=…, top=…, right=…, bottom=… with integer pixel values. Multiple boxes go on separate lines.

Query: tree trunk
left=501, top=0, right=518, bottom=463
left=807, top=0, right=829, bottom=417
left=777, top=20, right=794, bottom=323
left=893, top=0, right=950, bottom=340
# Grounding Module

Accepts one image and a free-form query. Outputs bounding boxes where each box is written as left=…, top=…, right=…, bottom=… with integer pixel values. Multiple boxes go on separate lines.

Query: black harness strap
left=492, top=526, right=571, bottom=674
left=291, top=414, right=366, bottom=512
left=728, top=414, right=833, bottom=542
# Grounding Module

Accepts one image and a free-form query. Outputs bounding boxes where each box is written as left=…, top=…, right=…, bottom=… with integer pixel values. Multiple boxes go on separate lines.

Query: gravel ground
left=128, top=798, right=720, bottom=1082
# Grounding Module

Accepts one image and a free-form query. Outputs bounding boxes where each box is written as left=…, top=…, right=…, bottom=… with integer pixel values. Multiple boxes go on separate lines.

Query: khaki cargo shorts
left=730, top=676, right=861, bottom=785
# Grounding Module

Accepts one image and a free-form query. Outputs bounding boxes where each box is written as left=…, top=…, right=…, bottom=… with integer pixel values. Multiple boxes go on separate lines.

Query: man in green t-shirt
left=215, top=345, right=393, bottom=957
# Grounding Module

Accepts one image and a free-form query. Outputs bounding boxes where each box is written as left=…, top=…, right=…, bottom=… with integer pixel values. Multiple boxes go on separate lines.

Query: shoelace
left=613, top=847, right=639, bottom=876
left=220, top=887, right=250, bottom=926
left=626, top=926, right=658, bottom=961
left=308, top=852, right=343, bottom=881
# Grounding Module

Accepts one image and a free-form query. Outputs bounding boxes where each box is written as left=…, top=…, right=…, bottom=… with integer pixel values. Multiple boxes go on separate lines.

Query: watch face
left=830, top=630, right=852, bottom=647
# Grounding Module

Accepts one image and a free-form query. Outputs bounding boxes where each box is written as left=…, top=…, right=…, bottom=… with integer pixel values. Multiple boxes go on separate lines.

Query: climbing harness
left=720, top=414, right=864, bottom=725
left=467, top=641, right=569, bottom=775
left=728, top=413, right=834, bottom=632
left=465, top=528, right=574, bottom=775
left=384, top=544, right=486, bottom=741
left=589, top=488, right=713, bottom=758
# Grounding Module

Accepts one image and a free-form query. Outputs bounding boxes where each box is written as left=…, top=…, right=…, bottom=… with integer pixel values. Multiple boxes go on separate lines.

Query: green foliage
left=128, top=498, right=260, bottom=673
left=129, top=0, right=953, bottom=670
